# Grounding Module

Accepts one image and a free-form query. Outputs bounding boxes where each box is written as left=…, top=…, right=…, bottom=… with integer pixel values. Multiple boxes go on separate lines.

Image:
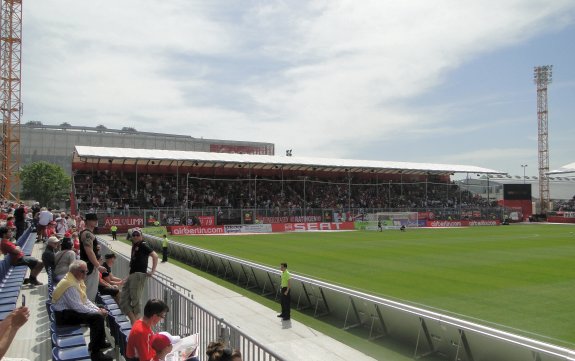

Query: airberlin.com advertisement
left=167, top=222, right=355, bottom=235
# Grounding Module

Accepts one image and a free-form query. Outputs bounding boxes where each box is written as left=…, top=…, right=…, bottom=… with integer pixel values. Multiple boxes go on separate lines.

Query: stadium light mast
left=534, top=65, right=552, bottom=213
left=521, top=164, right=528, bottom=184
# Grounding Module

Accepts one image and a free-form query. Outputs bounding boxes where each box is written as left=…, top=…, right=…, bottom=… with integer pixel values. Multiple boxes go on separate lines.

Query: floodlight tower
left=533, top=65, right=552, bottom=213
left=0, top=0, right=23, bottom=201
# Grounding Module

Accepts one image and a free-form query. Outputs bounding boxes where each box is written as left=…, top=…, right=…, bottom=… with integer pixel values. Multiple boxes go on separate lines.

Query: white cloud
left=22, top=0, right=575, bottom=166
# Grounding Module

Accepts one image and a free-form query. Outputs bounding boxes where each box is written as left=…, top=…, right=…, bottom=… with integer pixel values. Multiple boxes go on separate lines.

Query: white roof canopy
left=549, top=162, right=575, bottom=175
left=73, top=146, right=504, bottom=176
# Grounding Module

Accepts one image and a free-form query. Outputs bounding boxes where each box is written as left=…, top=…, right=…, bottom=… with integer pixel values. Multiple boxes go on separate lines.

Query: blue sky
left=22, top=1, right=575, bottom=178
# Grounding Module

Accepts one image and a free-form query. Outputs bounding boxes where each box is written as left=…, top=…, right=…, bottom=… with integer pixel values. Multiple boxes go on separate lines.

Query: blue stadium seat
left=51, top=333, right=87, bottom=349
left=0, top=310, right=11, bottom=321
left=50, top=322, right=85, bottom=337
left=0, top=303, right=16, bottom=313
left=51, top=345, right=90, bottom=361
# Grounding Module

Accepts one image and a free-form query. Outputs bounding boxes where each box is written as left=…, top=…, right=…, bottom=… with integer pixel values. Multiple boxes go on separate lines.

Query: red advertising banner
left=272, top=222, right=355, bottom=232
left=102, top=216, right=145, bottom=232
left=257, top=215, right=323, bottom=224
left=168, top=225, right=225, bottom=235
left=547, top=216, right=575, bottom=224
left=426, top=220, right=500, bottom=227
left=198, top=216, right=215, bottom=227
left=418, top=211, right=435, bottom=220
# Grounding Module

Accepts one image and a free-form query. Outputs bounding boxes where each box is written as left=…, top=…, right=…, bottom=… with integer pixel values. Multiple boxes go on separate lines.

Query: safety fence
left=98, top=239, right=283, bottom=361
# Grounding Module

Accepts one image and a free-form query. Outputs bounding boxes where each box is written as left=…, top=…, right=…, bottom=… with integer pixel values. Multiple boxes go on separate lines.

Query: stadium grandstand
left=71, top=145, right=510, bottom=226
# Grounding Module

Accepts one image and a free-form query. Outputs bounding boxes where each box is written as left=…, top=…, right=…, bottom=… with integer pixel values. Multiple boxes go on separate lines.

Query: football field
left=174, top=224, right=575, bottom=348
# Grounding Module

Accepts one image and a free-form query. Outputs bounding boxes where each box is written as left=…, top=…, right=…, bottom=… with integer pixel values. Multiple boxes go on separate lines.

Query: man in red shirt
left=0, top=226, right=43, bottom=285
left=125, top=299, right=169, bottom=361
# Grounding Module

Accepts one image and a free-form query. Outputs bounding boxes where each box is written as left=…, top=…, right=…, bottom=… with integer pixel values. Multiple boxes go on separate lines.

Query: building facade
left=20, top=123, right=275, bottom=174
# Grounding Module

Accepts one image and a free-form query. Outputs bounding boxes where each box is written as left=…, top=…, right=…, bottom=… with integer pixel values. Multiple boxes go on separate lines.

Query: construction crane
left=0, top=0, right=23, bottom=201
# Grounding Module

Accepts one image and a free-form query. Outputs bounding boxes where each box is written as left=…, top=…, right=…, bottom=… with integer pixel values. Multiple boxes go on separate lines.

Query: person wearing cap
left=52, top=260, right=112, bottom=361
left=120, top=228, right=158, bottom=324
left=149, top=332, right=181, bottom=361
left=125, top=299, right=169, bottom=361
left=42, top=236, right=60, bottom=282
left=0, top=226, right=43, bottom=286
left=79, top=213, right=107, bottom=302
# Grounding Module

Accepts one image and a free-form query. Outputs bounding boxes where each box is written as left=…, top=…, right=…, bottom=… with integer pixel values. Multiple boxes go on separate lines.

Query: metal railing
left=98, top=239, right=283, bottom=361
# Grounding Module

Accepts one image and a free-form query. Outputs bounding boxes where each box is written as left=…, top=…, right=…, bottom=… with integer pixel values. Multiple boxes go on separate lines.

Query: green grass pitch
left=174, top=224, right=575, bottom=348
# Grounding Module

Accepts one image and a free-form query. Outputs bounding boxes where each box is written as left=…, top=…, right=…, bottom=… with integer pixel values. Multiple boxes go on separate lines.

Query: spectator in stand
left=71, top=231, right=80, bottom=256
left=120, top=228, right=158, bottom=324
left=13, top=203, right=27, bottom=240
left=0, top=306, right=30, bottom=359
left=0, top=226, right=43, bottom=286
left=97, top=254, right=120, bottom=303
left=79, top=213, right=107, bottom=302
left=55, top=216, right=69, bottom=237
left=149, top=332, right=184, bottom=361
left=5, top=216, right=16, bottom=236
left=66, top=213, right=77, bottom=229
left=102, top=253, right=124, bottom=286
left=76, top=215, right=85, bottom=232
left=45, top=221, right=57, bottom=240
left=125, top=299, right=169, bottom=361
left=52, top=260, right=112, bottom=361
left=206, top=341, right=242, bottom=361
left=36, top=207, right=52, bottom=243
left=42, top=236, right=60, bottom=282
left=54, top=235, right=77, bottom=282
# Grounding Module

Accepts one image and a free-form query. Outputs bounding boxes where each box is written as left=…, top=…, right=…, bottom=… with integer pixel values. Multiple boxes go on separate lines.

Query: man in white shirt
left=52, top=260, right=112, bottom=361
left=36, top=207, right=53, bottom=243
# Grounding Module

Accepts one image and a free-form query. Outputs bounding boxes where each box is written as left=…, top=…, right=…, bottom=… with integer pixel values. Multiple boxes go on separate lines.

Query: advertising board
left=102, top=216, right=145, bottom=232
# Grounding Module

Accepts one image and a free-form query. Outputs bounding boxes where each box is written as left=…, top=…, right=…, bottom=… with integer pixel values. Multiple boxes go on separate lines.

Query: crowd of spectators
left=73, top=170, right=493, bottom=213
left=553, top=195, right=575, bottom=212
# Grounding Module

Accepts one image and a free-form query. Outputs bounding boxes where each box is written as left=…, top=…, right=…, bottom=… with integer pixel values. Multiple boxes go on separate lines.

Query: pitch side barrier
left=142, top=234, right=575, bottom=361
left=97, top=239, right=282, bottom=361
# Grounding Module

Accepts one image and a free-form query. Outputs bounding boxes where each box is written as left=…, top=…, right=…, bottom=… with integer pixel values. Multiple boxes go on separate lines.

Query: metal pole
left=487, top=176, right=490, bottom=205
left=388, top=180, right=391, bottom=209
left=521, top=164, right=528, bottom=184
left=303, top=177, right=306, bottom=220
left=254, top=175, right=257, bottom=222
left=348, top=171, right=351, bottom=212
